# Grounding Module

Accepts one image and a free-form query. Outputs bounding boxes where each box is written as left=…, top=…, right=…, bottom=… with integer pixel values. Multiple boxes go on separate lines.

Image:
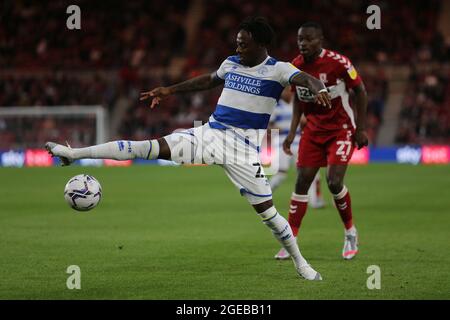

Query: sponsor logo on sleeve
left=347, top=66, right=358, bottom=80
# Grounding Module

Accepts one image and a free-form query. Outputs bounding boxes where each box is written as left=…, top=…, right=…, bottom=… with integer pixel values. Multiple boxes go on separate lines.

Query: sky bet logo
left=396, top=146, right=421, bottom=165
left=0, top=150, right=25, bottom=167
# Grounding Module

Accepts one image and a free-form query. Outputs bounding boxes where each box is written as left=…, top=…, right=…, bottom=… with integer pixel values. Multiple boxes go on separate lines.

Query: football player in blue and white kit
left=268, top=87, right=324, bottom=208
left=46, top=17, right=331, bottom=281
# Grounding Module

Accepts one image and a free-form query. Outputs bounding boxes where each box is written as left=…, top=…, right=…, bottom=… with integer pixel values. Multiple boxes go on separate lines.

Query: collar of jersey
left=239, top=55, right=271, bottom=70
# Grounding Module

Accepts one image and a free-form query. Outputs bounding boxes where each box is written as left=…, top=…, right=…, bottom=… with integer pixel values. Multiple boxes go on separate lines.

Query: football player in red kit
left=274, top=22, right=368, bottom=260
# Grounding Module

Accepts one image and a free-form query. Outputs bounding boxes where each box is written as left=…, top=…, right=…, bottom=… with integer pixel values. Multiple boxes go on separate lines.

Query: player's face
left=236, top=30, right=259, bottom=66
left=297, top=27, right=322, bottom=58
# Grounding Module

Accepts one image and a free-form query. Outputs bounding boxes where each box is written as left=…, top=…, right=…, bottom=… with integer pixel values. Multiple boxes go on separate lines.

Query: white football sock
left=345, top=225, right=357, bottom=235
left=71, top=140, right=159, bottom=160
left=258, top=206, right=308, bottom=268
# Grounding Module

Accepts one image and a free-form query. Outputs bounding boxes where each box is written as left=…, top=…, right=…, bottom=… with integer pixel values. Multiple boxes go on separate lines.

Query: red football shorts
left=297, top=128, right=355, bottom=167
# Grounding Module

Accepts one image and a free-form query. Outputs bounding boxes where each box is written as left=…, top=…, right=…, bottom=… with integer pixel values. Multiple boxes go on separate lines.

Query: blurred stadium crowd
left=395, top=64, right=449, bottom=145
left=0, top=0, right=448, bottom=148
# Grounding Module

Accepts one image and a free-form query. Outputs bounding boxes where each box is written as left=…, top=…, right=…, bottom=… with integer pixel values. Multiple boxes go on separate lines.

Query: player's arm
left=140, top=72, right=224, bottom=108
left=290, top=72, right=331, bottom=108
left=300, top=113, right=307, bottom=130
left=352, top=82, right=369, bottom=149
left=283, top=93, right=303, bottom=156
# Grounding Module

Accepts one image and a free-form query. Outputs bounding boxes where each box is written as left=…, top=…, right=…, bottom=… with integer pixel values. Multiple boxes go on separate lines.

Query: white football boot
left=342, top=227, right=359, bottom=260
left=297, top=264, right=322, bottom=281
left=309, top=198, right=325, bottom=209
left=274, top=236, right=297, bottom=260
left=45, top=141, right=74, bottom=166
left=274, top=247, right=291, bottom=260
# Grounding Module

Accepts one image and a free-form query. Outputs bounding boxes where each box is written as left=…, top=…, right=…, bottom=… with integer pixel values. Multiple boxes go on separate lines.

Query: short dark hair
left=239, top=16, right=275, bottom=47
left=299, top=22, right=323, bottom=36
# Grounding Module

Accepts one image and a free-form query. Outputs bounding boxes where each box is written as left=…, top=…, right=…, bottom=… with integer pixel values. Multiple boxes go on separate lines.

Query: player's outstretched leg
left=45, top=139, right=163, bottom=165
left=255, top=201, right=322, bottom=281
left=327, top=164, right=358, bottom=260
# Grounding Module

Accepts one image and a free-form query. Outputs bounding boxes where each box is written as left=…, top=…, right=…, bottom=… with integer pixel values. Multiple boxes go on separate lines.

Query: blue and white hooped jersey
left=270, top=98, right=301, bottom=135
left=209, top=55, right=301, bottom=131
left=270, top=98, right=301, bottom=147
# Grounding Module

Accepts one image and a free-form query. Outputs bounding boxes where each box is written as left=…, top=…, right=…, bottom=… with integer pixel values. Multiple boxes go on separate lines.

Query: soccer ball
left=64, top=174, right=102, bottom=211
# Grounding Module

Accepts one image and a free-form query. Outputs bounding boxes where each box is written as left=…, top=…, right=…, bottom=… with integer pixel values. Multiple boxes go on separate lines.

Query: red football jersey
left=291, top=49, right=362, bottom=133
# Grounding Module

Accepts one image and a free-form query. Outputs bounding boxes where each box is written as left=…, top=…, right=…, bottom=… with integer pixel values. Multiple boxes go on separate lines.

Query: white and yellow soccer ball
left=64, top=174, right=102, bottom=211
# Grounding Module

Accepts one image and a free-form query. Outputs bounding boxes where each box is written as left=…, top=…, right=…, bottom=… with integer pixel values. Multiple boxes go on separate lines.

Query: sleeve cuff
left=215, top=71, right=224, bottom=80
left=288, top=71, right=301, bottom=84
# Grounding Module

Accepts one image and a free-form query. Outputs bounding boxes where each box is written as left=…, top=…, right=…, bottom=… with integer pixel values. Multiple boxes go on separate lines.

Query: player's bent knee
left=252, top=199, right=273, bottom=214
left=327, top=179, right=344, bottom=194
left=157, top=138, right=172, bottom=160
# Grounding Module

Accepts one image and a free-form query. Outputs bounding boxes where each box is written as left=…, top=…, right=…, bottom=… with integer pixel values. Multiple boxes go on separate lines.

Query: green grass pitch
left=0, top=164, right=449, bottom=299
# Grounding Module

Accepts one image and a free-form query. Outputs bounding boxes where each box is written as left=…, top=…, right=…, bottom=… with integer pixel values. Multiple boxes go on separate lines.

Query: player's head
left=236, top=16, right=275, bottom=66
left=297, top=22, right=324, bottom=59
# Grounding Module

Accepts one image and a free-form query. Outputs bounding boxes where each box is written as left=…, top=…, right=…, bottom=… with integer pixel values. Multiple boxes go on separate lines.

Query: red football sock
left=333, top=186, right=353, bottom=230
left=288, top=193, right=309, bottom=237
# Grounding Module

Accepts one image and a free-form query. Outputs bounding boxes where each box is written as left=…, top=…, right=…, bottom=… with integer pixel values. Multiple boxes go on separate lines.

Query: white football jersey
left=270, top=98, right=296, bottom=135
left=209, top=55, right=301, bottom=132
left=270, top=98, right=301, bottom=148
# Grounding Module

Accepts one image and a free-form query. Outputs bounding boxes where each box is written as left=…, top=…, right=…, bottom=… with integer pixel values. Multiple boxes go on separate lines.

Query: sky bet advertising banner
left=0, top=145, right=449, bottom=167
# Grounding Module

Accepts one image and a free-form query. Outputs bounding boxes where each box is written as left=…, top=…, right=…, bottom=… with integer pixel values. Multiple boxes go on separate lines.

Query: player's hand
left=315, top=90, right=332, bottom=109
left=282, top=134, right=295, bottom=156
left=140, top=87, right=172, bottom=108
left=354, top=129, right=369, bottom=150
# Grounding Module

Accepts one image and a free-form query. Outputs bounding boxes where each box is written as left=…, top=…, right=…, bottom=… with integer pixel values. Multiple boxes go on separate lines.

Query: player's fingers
left=315, top=96, right=323, bottom=106
left=150, top=97, right=160, bottom=109
left=325, top=95, right=332, bottom=108
left=319, top=93, right=332, bottom=108
left=140, top=92, right=156, bottom=101
left=315, top=96, right=322, bottom=106
left=141, top=90, right=158, bottom=98
left=283, top=144, right=293, bottom=155
left=320, top=93, right=330, bottom=107
left=318, top=94, right=328, bottom=107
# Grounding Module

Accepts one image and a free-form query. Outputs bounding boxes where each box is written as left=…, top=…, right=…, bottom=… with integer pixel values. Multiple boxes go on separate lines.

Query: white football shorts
left=163, top=121, right=272, bottom=205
